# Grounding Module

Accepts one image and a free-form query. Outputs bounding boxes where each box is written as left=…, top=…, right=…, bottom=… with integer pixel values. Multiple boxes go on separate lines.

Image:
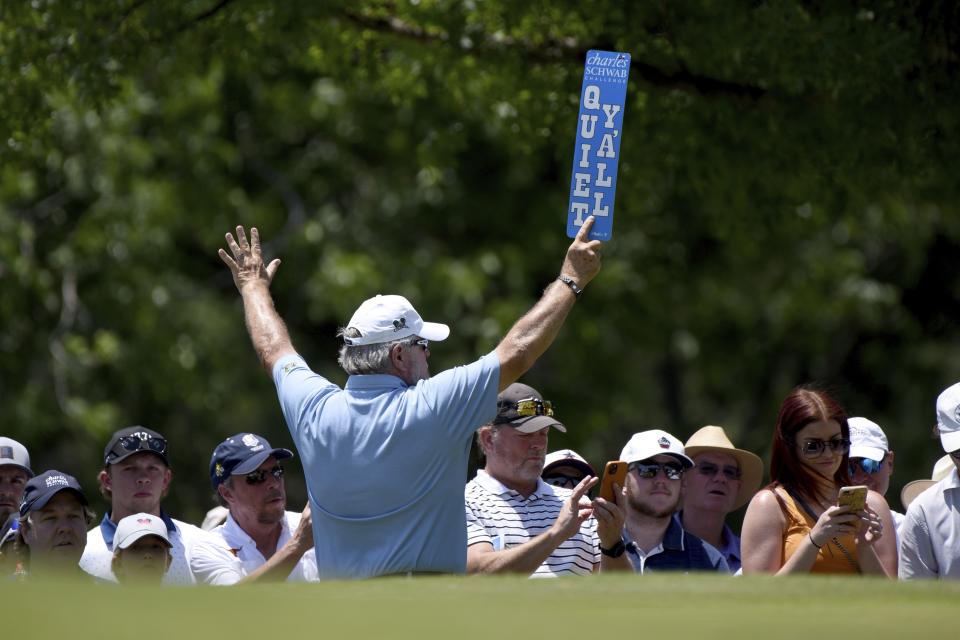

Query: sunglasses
left=410, top=338, right=429, bottom=351
left=799, top=438, right=850, bottom=458
left=108, top=434, right=168, bottom=462
left=695, top=462, right=742, bottom=481
left=849, top=456, right=885, bottom=475
left=515, top=398, right=554, bottom=418
left=542, top=473, right=583, bottom=489
left=628, top=461, right=684, bottom=481
left=245, top=465, right=284, bottom=485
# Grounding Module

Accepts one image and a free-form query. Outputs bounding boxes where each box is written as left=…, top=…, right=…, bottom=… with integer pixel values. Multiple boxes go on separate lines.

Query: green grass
left=4, top=574, right=957, bottom=638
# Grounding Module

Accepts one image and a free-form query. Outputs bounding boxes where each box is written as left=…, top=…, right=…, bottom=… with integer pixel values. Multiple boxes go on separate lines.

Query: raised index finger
left=570, top=475, right=598, bottom=501
left=575, top=216, right=596, bottom=242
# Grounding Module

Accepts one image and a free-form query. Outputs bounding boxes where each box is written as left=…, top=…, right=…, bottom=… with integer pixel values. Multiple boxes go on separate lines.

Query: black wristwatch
left=600, top=540, right=626, bottom=558
left=557, top=274, right=583, bottom=298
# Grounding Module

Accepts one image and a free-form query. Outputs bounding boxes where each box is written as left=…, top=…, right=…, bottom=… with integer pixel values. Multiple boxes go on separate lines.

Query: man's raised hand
left=560, top=216, right=603, bottom=290
left=219, top=226, right=281, bottom=292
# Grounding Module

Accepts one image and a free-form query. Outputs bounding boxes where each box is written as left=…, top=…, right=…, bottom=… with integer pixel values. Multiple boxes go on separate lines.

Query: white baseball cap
left=620, top=429, right=694, bottom=468
left=0, top=437, right=33, bottom=477
left=343, top=294, right=450, bottom=346
left=114, top=512, right=172, bottom=550
left=848, top=417, right=890, bottom=462
left=936, top=382, right=960, bottom=453
left=542, top=449, right=595, bottom=478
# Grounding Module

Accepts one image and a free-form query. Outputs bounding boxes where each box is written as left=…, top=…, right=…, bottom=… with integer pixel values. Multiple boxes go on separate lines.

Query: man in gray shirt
left=899, top=382, right=960, bottom=579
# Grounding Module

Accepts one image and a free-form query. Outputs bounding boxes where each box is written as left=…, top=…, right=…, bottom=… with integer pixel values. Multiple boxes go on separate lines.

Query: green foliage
left=2, top=1, right=960, bottom=518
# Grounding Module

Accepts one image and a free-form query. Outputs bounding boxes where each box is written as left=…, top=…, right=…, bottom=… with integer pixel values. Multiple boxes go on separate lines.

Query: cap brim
left=0, top=461, right=33, bottom=478
left=108, top=450, right=169, bottom=467
left=900, top=480, right=936, bottom=511
left=231, top=448, right=294, bottom=476
left=542, top=459, right=595, bottom=478
left=418, top=321, right=449, bottom=342
left=940, top=429, right=960, bottom=453
left=509, top=415, right=567, bottom=434
left=624, top=449, right=695, bottom=468
left=117, top=530, right=172, bottom=550
left=30, top=487, right=88, bottom=513
left=849, top=445, right=886, bottom=462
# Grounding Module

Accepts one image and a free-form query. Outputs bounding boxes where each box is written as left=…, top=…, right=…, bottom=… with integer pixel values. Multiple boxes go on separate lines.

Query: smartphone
left=599, top=461, right=627, bottom=502
left=837, top=485, right=869, bottom=512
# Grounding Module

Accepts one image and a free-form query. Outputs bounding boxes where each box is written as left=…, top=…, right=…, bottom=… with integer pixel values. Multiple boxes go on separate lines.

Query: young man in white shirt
left=80, top=425, right=241, bottom=584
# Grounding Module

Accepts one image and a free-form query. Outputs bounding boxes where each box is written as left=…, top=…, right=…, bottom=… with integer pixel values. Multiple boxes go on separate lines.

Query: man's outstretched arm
left=219, top=226, right=296, bottom=371
left=494, top=216, right=603, bottom=391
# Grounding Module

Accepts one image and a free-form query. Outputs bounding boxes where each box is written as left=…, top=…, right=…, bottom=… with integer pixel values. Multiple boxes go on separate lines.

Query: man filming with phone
left=219, top=219, right=602, bottom=579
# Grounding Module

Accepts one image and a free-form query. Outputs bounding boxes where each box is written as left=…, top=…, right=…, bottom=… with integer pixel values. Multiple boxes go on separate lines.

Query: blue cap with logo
left=209, top=433, right=293, bottom=488
left=19, top=470, right=88, bottom=518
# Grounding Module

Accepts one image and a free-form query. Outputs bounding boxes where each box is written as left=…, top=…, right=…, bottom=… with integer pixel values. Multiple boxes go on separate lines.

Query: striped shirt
left=465, top=470, right=599, bottom=577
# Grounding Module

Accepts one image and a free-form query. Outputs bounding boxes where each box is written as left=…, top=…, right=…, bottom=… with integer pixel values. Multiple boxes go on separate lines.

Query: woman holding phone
left=741, top=386, right=897, bottom=575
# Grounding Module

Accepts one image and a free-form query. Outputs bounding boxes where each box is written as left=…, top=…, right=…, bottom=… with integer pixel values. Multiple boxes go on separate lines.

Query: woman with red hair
left=741, top=387, right=897, bottom=575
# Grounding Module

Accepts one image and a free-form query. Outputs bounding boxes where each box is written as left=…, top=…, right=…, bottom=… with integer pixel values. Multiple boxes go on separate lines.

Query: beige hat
left=900, top=455, right=955, bottom=510
left=684, top=426, right=764, bottom=510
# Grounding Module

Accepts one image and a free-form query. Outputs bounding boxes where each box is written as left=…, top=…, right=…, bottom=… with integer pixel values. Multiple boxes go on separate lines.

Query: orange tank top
left=773, top=487, right=860, bottom=574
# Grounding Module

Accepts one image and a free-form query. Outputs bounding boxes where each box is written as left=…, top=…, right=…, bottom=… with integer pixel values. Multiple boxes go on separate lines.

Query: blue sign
left=566, top=50, right=631, bottom=241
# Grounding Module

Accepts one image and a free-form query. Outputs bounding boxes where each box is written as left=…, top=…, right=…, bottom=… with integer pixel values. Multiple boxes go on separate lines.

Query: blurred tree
left=1, top=1, right=959, bottom=519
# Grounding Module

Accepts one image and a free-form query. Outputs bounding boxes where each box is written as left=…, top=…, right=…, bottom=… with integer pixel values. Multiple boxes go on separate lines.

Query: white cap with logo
left=114, top=512, right=172, bottom=550
left=936, top=382, right=960, bottom=453
left=848, top=417, right=890, bottom=462
left=620, top=429, right=694, bottom=468
left=0, top=437, right=33, bottom=477
left=343, top=294, right=450, bottom=346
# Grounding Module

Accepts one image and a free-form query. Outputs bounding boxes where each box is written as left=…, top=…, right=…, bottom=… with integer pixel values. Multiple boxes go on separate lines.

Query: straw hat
left=684, top=426, right=764, bottom=510
left=900, top=455, right=955, bottom=510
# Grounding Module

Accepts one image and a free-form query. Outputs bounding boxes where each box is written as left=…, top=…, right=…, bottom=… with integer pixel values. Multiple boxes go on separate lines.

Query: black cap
left=492, top=383, right=567, bottom=434
left=104, top=426, right=169, bottom=466
left=210, top=433, right=294, bottom=489
left=19, top=470, right=88, bottom=518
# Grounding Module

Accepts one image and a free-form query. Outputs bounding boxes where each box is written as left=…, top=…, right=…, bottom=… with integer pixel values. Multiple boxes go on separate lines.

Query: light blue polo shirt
left=273, top=351, right=500, bottom=579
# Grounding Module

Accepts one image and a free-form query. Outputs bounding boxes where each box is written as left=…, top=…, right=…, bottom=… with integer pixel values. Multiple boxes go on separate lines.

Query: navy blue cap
left=104, top=426, right=169, bottom=466
left=210, top=433, right=293, bottom=488
left=19, top=470, right=88, bottom=518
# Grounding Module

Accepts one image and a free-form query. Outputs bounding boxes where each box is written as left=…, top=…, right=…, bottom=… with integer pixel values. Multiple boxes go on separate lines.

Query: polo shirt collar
left=661, top=515, right=686, bottom=551
left=943, top=466, right=960, bottom=492
left=220, top=511, right=291, bottom=551
left=100, top=509, right=177, bottom=548
left=345, top=374, right=407, bottom=391
left=474, top=470, right=550, bottom=500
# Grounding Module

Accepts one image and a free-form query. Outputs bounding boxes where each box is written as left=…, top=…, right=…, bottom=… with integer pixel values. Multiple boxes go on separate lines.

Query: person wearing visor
left=541, top=449, right=596, bottom=490
left=205, top=433, right=318, bottom=583
left=15, top=470, right=94, bottom=580
left=80, top=425, right=241, bottom=584
left=741, top=387, right=896, bottom=576
left=847, top=417, right=904, bottom=540
left=465, top=383, right=620, bottom=576
left=605, top=430, right=728, bottom=573
left=111, top=512, right=173, bottom=584
left=900, top=382, right=960, bottom=579
left=219, top=220, right=602, bottom=579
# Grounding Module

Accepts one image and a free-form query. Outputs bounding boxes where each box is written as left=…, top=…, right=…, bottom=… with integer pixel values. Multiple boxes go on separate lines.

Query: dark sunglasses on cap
left=628, top=461, right=684, bottom=481
left=245, top=465, right=284, bottom=485
left=515, top=398, right=554, bottom=418
left=110, top=435, right=168, bottom=461
left=798, top=438, right=850, bottom=458
left=695, top=462, right=742, bottom=481
left=849, top=456, right=885, bottom=475
left=542, top=473, right=583, bottom=489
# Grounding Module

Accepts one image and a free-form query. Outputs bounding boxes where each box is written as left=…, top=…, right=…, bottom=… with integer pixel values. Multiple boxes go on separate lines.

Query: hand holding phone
left=599, top=461, right=627, bottom=502
left=837, top=485, right=869, bottom=512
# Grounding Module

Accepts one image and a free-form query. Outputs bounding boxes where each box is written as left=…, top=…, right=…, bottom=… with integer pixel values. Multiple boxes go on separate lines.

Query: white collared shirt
left=464, top=470, right=599, bottom=577
left=899, top=467, right=960, bottom=579
left=209, top=511, right=319, bottom=582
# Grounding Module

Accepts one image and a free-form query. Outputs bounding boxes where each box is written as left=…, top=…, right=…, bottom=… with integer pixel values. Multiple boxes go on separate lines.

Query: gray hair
left=475, top=423, right=503, bottom=458
left=336, top=327, right=418, bottom=375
